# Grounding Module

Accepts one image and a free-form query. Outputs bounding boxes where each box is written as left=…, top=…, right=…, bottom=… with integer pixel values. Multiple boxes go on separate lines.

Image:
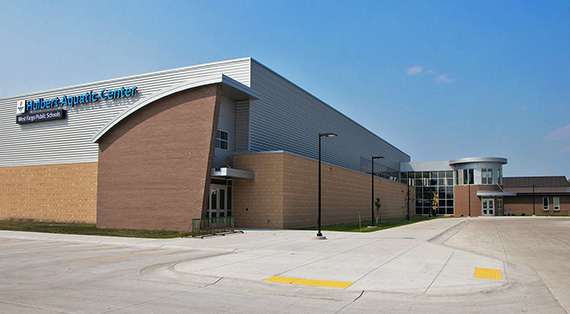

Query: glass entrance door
left=208, top=185, right=232, bottom=218
left=481, top=197, right=495, bottom=216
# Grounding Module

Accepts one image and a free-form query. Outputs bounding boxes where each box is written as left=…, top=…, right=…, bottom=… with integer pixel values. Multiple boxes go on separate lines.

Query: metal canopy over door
left=481, top=197, right=495, bottom=216
left=208, top=184, right=232, bottom=218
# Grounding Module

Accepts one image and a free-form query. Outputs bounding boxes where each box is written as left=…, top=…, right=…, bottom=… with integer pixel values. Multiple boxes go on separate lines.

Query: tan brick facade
left=0, top=162, right=98, bottom=223
left=96, top=84, right=222, bottom=232
left=233, top=152, right=414, bottom=229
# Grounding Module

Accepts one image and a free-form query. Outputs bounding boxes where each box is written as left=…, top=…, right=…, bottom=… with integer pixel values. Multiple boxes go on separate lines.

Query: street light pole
left=406, top=179, right=411, bottom=222
left=316, top=132, right=337, bottom=239
left=532, top=184, right=536, bottom=216
left=370, top=156, right=384, bottom=227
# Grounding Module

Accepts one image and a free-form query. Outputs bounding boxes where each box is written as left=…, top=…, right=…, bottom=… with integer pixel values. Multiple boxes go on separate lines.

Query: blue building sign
left=16, top=86, right=138, bottom=124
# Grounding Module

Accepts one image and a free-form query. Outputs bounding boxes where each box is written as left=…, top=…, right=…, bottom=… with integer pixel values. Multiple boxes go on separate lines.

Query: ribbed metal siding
left=0, top=58, right=251, bottom=167
left=249, top=60, right=409, bottom=172
left=234, top=101, right=250, bottom=152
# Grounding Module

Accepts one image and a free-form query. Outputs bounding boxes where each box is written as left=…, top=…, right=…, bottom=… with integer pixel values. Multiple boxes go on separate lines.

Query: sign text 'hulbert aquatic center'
left=17, top=86, right=138, bottom=114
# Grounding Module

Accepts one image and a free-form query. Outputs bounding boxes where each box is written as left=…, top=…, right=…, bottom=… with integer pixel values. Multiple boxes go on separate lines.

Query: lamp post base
left=312, top=235, right=327, bottom=240
left=367, top=225, right=377, bottom=228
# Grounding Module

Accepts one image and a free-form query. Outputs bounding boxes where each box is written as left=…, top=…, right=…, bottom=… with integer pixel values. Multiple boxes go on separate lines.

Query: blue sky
left=1, top=0, right=569, bottom=177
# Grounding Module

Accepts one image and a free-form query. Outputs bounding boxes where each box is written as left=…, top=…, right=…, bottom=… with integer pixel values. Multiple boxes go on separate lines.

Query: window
left=482, top=169, right=494, bottom=184
left=216, top=130, right=229, bottom=150
left=462, top=169, right=474, bottom=185
left=543, top=197, right=549, bottom=210
left=498, top=169, right=503, bottom=185
left=554, top=197, right=560, bottom=211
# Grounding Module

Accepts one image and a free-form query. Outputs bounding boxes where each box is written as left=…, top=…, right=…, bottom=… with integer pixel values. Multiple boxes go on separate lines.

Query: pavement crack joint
left=352, top=242, right=423, bottom=285
left=423, top=252, right=454, bottom=294
left=353, top=290, right=365, bottom=302
left=333, top=290, right=365, bottom=314
left=205, top=277, right=224, bottom=287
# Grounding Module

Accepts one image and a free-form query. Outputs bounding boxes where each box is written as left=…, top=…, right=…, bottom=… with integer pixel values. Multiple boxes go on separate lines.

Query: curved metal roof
left=91, top=74, right=258, bottom=143
left=449, top=157, right=508, bottom=166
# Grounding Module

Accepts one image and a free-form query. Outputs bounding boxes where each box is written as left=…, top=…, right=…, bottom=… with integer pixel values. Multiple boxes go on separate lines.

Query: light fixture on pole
left=370, top=156, right=384, bottom=227
left=315, top=132, right=337, bottom=240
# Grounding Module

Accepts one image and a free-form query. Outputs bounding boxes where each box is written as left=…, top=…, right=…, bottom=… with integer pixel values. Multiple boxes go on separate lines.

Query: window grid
left=482, top=168, right=494, bottom=185
left=216, top=130, right=229, bottom=150
left=402, top=171, right=454, bottom=216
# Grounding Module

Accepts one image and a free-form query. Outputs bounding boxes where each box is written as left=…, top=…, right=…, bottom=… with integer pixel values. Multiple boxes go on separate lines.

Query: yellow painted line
left=0, top=242, right=68, bottom=249
left=4, top=246, right=117, bottom=258
left=474, top=267, right=502, bottom=280
left=264, top=276, right=353, bottom=288
left=68, top=249, right=173, bottom=263
left=0, top=239, right=26, bottom=243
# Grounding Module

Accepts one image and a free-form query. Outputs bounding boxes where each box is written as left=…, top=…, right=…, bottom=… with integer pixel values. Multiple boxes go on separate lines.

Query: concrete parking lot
left=0, top=217, right=567, bottom=313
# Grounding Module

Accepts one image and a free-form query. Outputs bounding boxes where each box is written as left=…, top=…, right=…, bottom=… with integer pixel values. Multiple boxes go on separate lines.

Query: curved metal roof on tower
left=449, top=157, right=508, bottom=165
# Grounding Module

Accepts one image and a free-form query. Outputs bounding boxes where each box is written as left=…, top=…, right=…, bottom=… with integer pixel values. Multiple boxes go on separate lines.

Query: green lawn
left=301, top=216, right=440, bottom=233
left=0, top=216, right=444, bottom=238
left=0, top=220, right=190, bottom=238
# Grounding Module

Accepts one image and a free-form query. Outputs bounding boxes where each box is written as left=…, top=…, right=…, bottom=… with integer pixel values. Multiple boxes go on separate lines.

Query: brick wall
left=451, top=185, right=475, bottom=217
left=504, top=195, right=570, bottom=215
left=0, top=163, right=98, bottom=223
left=96, top=84, right=222, bottom=232
left=232, top=153, right=285, bottom=228
left=233, top=152, right=414, bottom=229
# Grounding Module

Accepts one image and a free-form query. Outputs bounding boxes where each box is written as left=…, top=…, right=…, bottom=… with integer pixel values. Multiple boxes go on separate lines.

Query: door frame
left=481, top=197, right=495, bottom=216
left=208, top=184, right=229, bottom=218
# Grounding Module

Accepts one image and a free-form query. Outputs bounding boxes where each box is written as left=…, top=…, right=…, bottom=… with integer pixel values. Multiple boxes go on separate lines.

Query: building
left=502, top=176, right=570, bottom=215
left=0, top=58, right=413, bottom=231
left=401, top=157, right=509, bottom=217
left=401, top=158, right=569, bottom=217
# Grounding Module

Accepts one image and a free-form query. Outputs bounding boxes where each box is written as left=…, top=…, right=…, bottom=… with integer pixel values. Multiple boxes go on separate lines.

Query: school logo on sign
left=17, top=100, right=26, bottom=114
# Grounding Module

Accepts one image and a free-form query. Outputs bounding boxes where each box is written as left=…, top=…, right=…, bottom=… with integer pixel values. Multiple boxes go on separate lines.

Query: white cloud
left=435, top=74, right=455, bottom=84
left=545, top=124, right=570, bottom=141
left=407, top=66, right=456, bottom=84
left=406, top=66, right=423, bottom=75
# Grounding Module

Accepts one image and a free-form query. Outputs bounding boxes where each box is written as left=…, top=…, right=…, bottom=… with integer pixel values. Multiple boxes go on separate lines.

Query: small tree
left=375, top=197, right=382, bottom=225
left=431, top=192, right=439, bottom=218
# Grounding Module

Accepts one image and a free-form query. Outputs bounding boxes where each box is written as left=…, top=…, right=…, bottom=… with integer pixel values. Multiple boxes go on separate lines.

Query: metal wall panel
left=0, top=58, right=251, bottom=167
left=249, top=59, right=409, bottom=173
left=234, top=101, right=250, bottom=152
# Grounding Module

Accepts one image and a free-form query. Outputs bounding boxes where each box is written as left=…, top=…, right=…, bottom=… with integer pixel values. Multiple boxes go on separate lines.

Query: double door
left=208, top=184, right=232, bottom=218
left=481, top=197, right=495, bottom=216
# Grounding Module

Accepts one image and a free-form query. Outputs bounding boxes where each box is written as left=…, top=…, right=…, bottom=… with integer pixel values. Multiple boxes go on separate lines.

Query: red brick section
left=504, top=195, right=570, bottom=215
left=96, top=84, right=222, bottom=231
left=454, top=185, right=503, bottom=217
left=453, top=185, right=481, bottom=217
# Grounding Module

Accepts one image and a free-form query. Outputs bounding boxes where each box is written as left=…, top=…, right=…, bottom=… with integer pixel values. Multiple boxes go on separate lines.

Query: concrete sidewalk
left=0, top=218, right=565, bottom=313
left=169, top=219, right=506, bottom=295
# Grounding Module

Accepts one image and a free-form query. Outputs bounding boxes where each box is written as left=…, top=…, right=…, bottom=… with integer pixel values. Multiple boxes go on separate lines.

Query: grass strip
left=0, top=220, right=190, bottom=238
left=300, top=216, right=442, bottom=233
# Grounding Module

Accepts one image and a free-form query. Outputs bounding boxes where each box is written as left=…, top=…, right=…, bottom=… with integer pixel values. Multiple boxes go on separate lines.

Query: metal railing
left=191, top=216, right=235, bottom=237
